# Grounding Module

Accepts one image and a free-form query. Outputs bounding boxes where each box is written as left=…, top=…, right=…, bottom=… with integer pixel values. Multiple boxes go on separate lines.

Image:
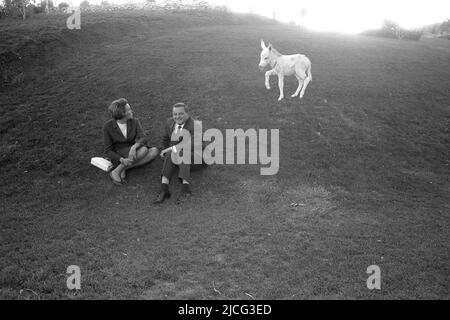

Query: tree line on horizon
left=0, top=0, right=70, bottom=19
left=0, top=0, right=214, bottom=19
left=362, top=18, right=450, bottom=41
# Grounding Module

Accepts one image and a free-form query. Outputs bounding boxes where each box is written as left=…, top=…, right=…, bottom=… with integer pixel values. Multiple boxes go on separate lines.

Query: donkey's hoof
left=278, top=96, right=284, bottom=101
left=291, top=93, right=298, bottom=98
left=266, top=85, right=271, bottom=90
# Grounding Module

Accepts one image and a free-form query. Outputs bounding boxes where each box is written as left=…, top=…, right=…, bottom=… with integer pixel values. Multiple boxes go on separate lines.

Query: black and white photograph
left=0, top=0, right=449, bottom=303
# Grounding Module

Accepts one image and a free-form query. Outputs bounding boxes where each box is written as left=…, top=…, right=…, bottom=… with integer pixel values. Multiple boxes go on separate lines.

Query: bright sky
left=214, top=0, right=450, bottom=33
left=30, top=0, right=450, bottom=34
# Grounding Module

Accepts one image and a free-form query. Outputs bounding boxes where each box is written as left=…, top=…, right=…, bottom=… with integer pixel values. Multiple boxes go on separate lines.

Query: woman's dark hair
left=108, top=98, right=128, bottom=120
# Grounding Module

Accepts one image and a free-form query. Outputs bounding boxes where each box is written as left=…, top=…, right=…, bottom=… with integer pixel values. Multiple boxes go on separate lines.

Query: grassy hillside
left=0, top=10, right=449, bottom=299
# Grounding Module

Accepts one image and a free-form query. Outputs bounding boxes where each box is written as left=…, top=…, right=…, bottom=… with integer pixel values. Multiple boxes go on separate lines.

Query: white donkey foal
left=258, top=40, right=312, bottom=101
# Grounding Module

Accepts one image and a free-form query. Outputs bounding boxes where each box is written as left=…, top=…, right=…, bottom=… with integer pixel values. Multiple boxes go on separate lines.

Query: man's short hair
left=108, top=98, right=128, bottom=120
left=172, top=102, right=189, bottom=113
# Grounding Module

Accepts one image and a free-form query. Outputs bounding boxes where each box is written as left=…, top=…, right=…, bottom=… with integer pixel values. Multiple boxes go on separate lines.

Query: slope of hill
left=0, top=9, right=449, bottom=299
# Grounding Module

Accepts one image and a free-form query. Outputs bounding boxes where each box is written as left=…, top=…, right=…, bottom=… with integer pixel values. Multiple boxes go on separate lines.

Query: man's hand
left=160, top=147, right=171, bottom=159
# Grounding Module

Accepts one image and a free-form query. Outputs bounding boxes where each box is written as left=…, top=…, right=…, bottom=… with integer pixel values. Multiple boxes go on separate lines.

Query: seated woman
left=103, top=98, right=158, bottom=185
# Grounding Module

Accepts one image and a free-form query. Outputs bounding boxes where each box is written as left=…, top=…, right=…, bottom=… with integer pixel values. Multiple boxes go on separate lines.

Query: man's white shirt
left=172, top=123, right=185, bottom=153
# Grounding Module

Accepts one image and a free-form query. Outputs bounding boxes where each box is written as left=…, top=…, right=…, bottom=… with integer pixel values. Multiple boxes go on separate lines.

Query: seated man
left=153, top=102, right=204, bottom=204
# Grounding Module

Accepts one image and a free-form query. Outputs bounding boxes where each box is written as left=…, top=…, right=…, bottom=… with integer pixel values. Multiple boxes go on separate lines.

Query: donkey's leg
left=265, top=69, right=276, bottom=90
left=299, top=75, right=311, bottom=99
left=293, top=66, right=307, bottom=98
left=299, top=64, right=312, bottom=99
left=277, top=75, right=285, bottom=101
left=292, top=75, right=304, bottom=98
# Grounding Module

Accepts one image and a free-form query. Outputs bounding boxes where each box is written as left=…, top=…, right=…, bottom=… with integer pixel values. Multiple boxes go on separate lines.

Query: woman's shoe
left=109, top=172, right=123, bottom=186
left=120, top=171, right=128, bottom=184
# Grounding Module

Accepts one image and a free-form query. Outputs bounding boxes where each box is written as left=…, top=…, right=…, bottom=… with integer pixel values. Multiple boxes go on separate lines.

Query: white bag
left=90, top=157, right=113, bottom=172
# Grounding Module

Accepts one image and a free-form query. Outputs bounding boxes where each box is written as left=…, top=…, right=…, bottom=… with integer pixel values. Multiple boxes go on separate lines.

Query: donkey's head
left=259, top=39, right=273, bottom=70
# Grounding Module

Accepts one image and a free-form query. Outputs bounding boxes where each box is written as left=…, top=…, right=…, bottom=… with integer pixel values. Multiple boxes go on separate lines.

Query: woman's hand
left=120, top=157, right=134, bottom=167
left=128, top=147, right=137, bottom=161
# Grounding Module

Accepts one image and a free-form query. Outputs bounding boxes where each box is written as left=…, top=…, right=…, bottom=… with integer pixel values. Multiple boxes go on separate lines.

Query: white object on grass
left=90, top=157, right=113, bottom=171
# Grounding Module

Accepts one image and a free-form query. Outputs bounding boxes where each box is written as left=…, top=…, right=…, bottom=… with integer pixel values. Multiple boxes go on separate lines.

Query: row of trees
left=362, top=20, right=424, bottom=41
left=423, top=18, right=450, bottom=37
left=0, top=0, right=70, bottom=20
left=1, top=0, right=214, bottom=19
left=363, top=18, right=450, bottom=41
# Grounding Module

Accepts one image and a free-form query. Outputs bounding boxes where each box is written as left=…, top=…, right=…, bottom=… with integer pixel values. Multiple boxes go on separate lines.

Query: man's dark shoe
left=176, top=184, right=192, bottom=205
left=175, top=191, right=191, bottom=205
left=153, top=183, right=171, bottom=204
left=153, top=191, right=170, bottom=204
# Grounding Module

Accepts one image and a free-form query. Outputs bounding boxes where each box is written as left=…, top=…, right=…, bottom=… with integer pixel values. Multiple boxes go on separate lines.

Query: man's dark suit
left=103, top=118, right=148, bottom=166
left=160, top=116, right=204, bottom=183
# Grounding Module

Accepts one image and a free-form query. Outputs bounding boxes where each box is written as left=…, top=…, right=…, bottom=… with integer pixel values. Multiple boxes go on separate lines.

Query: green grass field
left=0, top=9, right=449, bottom=299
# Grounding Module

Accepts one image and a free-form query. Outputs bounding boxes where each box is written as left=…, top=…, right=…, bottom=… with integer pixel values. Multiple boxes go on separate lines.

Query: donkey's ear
left=268, top=43, right=272, bottom=51
left=261, top=39, right=266, bottom=49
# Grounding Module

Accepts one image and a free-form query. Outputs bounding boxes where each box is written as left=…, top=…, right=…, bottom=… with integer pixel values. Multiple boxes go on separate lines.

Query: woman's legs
left=110, top=147, right=158, bottom=183
left=121, top=147, right=159, bottom=178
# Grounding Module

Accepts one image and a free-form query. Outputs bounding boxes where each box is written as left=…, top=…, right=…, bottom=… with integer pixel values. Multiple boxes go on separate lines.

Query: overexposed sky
left=26, top=0, right=450, bottom=33
left=214, top=0, right=450, bottom=33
